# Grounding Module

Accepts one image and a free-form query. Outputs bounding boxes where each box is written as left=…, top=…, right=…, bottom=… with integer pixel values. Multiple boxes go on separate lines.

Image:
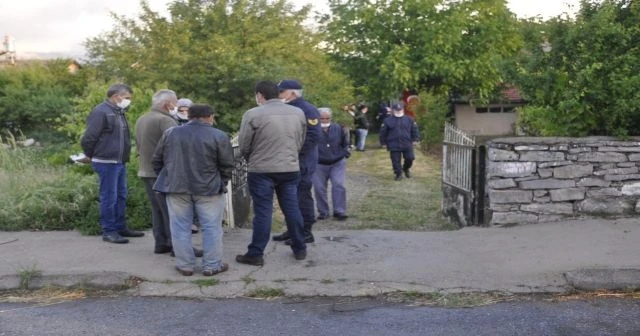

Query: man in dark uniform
left=273, top=79, right=321, bottom=244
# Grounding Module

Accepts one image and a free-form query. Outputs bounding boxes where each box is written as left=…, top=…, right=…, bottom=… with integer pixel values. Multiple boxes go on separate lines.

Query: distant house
left=450, top=86, right=525, bottom=136
left=67, top=60, right=82, bottom=74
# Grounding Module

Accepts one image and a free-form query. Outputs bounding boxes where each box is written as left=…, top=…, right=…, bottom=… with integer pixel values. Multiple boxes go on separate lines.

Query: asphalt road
left=1, top=296, right=639, bottom=336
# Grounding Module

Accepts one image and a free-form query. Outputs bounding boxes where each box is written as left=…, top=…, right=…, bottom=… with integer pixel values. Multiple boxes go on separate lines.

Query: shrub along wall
left=486, top=137, right=640, bottom=225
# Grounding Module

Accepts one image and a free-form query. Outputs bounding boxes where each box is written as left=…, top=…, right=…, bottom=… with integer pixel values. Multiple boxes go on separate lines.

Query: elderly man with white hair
left=135, top=89, right=179, bottom=253
left=312, top=107, right=351, bottom=221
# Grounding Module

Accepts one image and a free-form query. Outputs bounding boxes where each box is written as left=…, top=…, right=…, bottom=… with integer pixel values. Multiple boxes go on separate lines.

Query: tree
left=0, top=60, right=88, bottom=136
left=320, top=0, right=523, bottom=102
left=84, top=0, right=354, bottom=132
left=511, top=0, right=640, bottom=137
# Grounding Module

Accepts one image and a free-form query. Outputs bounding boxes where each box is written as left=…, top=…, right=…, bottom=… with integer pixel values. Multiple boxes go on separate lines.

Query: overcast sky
left=1, top=0, right=580, bottom=58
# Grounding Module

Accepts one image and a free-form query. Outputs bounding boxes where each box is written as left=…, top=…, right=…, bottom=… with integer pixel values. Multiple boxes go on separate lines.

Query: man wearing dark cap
left=274, top=79, right=322, bottom=245
left=152, top=104, right=234, bottom=276
left=379, top=102, right=420, bottom=181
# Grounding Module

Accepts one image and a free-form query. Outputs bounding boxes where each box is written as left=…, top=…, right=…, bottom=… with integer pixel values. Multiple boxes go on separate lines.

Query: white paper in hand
left=70, top=153, right=87, bottom=164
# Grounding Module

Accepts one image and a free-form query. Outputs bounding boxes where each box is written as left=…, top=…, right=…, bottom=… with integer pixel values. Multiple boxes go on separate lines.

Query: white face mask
left=321, top=122, right=331, bottom=128
left=393, top=111, right=404, bottom=117
left=169, top=106, right=178, bottom=116
left=117, top=98, right=131, bottom=109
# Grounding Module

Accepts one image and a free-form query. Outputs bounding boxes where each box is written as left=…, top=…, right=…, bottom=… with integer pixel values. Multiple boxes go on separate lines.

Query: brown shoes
left=175, top=266, right=194, bottom=276
left=202, top=263, right=229, bottom=276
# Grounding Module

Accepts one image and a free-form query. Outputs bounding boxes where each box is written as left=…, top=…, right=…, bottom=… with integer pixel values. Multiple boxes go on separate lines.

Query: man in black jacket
left=152, top=104, right=234, bottom=276
left=81, top=83, right=144, bottom=244
left=379, top=102, right=420, bottom=181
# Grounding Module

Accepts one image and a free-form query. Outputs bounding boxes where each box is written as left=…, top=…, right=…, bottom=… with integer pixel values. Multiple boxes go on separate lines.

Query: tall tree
left=513, top=0, right=640, bottom=136
left=320, top=0, right=522, bottom=102
left=85, top=0, right=353, bottom=131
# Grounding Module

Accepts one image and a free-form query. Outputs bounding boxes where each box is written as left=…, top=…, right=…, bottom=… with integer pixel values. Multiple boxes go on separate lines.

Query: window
left=489, top=107, right=502, bottom=113
left=475, top=107, right=488, bottom=113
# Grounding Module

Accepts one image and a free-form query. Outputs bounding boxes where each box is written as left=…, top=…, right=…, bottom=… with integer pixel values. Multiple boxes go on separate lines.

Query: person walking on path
left=80, top=83, right=144, bottom=244
left=152, top=104, right=234, bottom=276
left=312, top=107, right=350, bottom=222
left=379, top=102, right=420, bottom=181
left=135, top=89, right=179, bottom=254
left=354, top=103, right=370, bottom=151
left=236, top=80, right=308, bottom=266
left=272, top=79, right=322, bottom=245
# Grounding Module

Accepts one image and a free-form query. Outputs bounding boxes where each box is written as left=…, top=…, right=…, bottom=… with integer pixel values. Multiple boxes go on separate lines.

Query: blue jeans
left=313, top=159, right=347, bottom=217
left=91, top=162, right=127, bottom=234
left=355, top=129, right=368, bottom=150
left=247, top=172, right=306, bottom=256
left=166, top=193, right=225, bottom=271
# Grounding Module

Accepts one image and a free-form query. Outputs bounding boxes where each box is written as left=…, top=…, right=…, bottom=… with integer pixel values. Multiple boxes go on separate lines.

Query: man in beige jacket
left=235, top=80, right=308, bottom=266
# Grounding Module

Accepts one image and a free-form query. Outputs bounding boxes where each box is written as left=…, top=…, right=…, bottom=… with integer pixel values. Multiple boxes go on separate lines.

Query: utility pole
left=2, top=35, right=16, bottom=65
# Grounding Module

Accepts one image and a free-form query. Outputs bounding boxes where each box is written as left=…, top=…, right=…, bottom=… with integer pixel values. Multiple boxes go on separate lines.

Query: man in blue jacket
left=273, top=79, right=322, bottom=245
left=379, top=102, right=420, bottom=181
left=81, top=83, right=144, bottom=244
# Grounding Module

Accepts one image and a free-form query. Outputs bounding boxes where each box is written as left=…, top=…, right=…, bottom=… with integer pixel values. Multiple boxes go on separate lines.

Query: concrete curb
left=2, top=268, right=639, bottom=297
left=564, top=268, right=640, bottom=291
left=0, top=272, right=132, bottom=291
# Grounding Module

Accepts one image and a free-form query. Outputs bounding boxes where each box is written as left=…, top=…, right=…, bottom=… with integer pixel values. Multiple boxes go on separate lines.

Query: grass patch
left=0, top=143, right=150, bottom=234
left=191, top=278, right=219, bottom=287
left=384, top=291, right=514, bottom=308
left=17, top=263, right=42, bottom=290
left=247, top=287, right=285, bottom=298
left=320, top=279, right=334, bottom=284
left=347, top=134, right=454, bottom=231
left=241, top=276, right=256, bottom=285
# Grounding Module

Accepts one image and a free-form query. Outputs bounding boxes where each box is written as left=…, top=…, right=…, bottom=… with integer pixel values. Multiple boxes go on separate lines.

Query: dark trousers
left=298, top=163, right=316, bottom=230
left=247, top=172, right=306, bottom=256
left=142, top=177, right=171, bottom=249
left=390, top=147, right=415, bottom=175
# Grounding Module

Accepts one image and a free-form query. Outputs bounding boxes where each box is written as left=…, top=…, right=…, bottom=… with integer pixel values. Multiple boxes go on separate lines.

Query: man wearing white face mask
left=135, top=89, right=179, bottom=253
left=312, top=107, right=351, bottom=221
left=173, top=98, right=192, bottom=125
left=81, top=83, right=144, bottom=244
left=379, top=102, right=420, bottom=181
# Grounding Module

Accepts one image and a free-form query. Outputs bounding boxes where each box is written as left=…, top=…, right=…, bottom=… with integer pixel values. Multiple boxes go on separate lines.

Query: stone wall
left=486, top=137, right=640, bottom=225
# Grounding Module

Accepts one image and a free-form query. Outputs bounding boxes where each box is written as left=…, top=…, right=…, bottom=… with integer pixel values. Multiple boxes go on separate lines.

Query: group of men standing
left=80, top=80, right=419, bottom=277
left=80, top=80, right=337, bottom=276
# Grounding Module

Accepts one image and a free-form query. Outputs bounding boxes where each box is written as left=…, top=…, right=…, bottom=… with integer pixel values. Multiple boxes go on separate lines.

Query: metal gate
left=224, top=138, right=250, bottom=228
left=441, top=122, right=485, bottom=227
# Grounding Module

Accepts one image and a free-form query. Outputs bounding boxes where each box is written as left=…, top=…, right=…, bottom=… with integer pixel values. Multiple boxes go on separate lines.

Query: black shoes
left=119, top=228, right=144, bottom=237
left=272, top=231, right=290, bottom=242
left=394, top=174, right=403, bottom=181
left=284, top=233, right=315, bottom=245
left=202, top=263, right=229, bottom=276
left=154, top=245, right=172, bottom=254
left=236, top=253, right=265, bottom=266
left=317, top=214, right=329, bottom=220
left=294, top=250, right=307, bottom=260
left=333, top=214, right=348, bottom=221
left=404, top=169, right=412, bottom=178
left=102, top=232, right=129, bottom=244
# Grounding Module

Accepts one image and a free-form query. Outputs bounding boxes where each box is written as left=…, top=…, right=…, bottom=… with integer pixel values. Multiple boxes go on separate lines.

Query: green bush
left=414, top=91, right=450, bottom=150
left=0, top=145, right=150, bottom=235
